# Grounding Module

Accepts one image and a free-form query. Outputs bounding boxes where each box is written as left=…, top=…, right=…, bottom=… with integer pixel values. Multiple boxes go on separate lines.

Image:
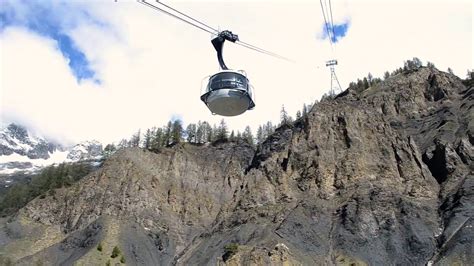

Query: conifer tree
left=130, top=129, right=141, bottom=147
left=367, top=73, right=373, bottom=85
left=186, top=123, right=197, bottom=143
left=151, top=128, right=164, bottom=150
left=143, top=129, right=152, bottom=150
left=164, top=121, right=172, bottom=146
left=296, top=110, right=302, bottom=120
left=242, top=126, right=254, bottom=146
left=263, top=121, right=274, bottom=138
left=256, top=125, right=264, bottom=145
left=171, top=120, right=183, bottom=144
left=117, top=139, right=128, bottom=149
left=206, top=123, right=213, bottom=142
left=216, top=119, right=228, bottom=141
left=196, top=121, right=204, bottom=143
left=280, top=105, right=289, bottom=125
left=103, top=144, right=116, bottom=158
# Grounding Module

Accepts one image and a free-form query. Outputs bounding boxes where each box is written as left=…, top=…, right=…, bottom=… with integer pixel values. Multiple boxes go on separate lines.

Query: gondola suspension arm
left=211, top=30, right=239, bottom=70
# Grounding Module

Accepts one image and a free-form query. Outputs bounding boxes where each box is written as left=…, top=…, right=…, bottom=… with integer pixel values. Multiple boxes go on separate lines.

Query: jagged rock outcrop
left=0, top=67, right=472, bottom=265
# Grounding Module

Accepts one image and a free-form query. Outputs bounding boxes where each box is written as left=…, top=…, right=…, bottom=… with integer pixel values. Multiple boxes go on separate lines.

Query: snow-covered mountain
left=0, top=123, right=64, bottom=159
left=0, top=123, right=103, bottom=175
left=66, top=140, right=103, bottom=161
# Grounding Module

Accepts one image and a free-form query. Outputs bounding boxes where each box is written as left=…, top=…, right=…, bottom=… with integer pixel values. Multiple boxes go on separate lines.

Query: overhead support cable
left=138, top=0, right=292, bottom=62
left=138, top=0, right=216, bottom=35
left=153, top=0, right=218, bottom=34
left=328, top=0, right=337, bottom=44
left=319, top=0, right=334, bottom=48
left=236, top=41, right=294, bottom=62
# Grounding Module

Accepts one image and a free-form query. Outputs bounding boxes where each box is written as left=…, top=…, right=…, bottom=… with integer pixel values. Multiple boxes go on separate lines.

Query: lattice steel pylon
left=326, top=59, right=342, bottom=96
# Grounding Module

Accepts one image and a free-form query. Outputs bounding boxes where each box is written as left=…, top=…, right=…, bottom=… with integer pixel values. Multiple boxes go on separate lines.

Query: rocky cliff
left=0, top=67, right=472, bottom=265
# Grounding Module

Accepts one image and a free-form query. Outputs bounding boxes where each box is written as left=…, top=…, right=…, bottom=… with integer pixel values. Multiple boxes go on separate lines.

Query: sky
left=0, top=0, right=472, bottom=145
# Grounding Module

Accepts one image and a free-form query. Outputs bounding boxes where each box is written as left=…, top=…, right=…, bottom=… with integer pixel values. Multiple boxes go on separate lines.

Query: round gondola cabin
left=201, top=30, right=256, bottom=116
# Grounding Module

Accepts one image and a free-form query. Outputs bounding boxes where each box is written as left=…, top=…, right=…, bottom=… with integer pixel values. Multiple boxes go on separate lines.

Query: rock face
left=0, top=67, right=472, bottom=265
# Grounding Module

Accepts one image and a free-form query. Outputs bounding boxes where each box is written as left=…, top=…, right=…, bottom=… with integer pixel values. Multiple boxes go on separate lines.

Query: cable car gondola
left=200, top=31, right=255, bottom=116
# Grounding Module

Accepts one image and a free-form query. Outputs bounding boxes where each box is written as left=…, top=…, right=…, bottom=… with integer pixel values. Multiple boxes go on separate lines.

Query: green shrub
left=105, top=260, right=111, bottom=266
left=97, top=242, right=103, bottom=252
left=111, top=246, right=121, bottom=258
left=120, top=255, right=126, bottom=263
left=223, top=243, right=239, bottom=261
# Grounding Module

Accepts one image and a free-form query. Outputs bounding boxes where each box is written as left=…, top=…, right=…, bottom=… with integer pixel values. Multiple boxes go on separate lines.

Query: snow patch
left=0, top=150, right=69, bottom=174
left=0, top=151, right=68, bottom=165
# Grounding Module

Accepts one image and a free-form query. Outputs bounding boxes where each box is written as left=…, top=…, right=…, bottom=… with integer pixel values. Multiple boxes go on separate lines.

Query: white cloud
left=1, top=0, right=472, bottom=144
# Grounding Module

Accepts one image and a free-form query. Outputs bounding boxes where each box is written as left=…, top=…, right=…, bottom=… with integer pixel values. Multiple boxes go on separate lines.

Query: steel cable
left=138, top=0, right=292, bottom=62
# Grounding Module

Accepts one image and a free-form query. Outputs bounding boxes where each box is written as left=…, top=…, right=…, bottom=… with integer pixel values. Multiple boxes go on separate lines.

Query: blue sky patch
left=320, top=21, right=350, bottom=43
left=0, top=1, right=103, bottom=83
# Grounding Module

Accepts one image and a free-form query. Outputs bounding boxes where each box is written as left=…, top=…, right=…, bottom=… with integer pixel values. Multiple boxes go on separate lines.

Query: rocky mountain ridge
left=0, top=67, right=472, bottom=265
left=0, top=124, right=103, bottom=175
left=0, top=123, right=64, bottom=159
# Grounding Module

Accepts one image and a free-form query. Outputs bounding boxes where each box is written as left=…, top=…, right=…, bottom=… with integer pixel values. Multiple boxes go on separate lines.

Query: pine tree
left=229, top=130, right=235, bottom=141
left=242, top=126, right=254, bottom=146
left=117, top=139, right=128, bottom=149
left=103, top=144, right=116, bottom=158
left=151, top=127, right=164, bottom=150
left=263, top=121, right=274, bottom=138
left=383, top=71, right=390, bottom=79
left=130, top=129, right=141, bottom=147
left=196, top=121, right=204, bottom=143
left=362, top=77, right=369, bottom=90
left=302, top=103, right=308, bottom=118
left=367, top=72, right=373, bottom=85
left=447, top=67, right=454, bottom=75
left=164, top=121, right=172, bottom=146
left=186, top=123, right=197, bottom=143
left=296, top=110, right=302, bottom=120
left=216, top=119, right=228, bottom=141
left=404, top=57, right=422, bottom=71
left=171, top=120, right=183, bottom=144
left=143, top=129, right=152, bottom=150
left=207, top=123, right=214, bottom=142
left=413, top=57, right=422, bottom=68
left=256, top=125, right=264, bottom=145
left=201, top=121, right=213, bottom=143
left=280, top=105, right=289, bottom=125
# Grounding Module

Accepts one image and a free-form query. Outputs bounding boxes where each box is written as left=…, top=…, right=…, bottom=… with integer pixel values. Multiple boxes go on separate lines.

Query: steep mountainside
left=0, top=67, right=472, bottom=265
